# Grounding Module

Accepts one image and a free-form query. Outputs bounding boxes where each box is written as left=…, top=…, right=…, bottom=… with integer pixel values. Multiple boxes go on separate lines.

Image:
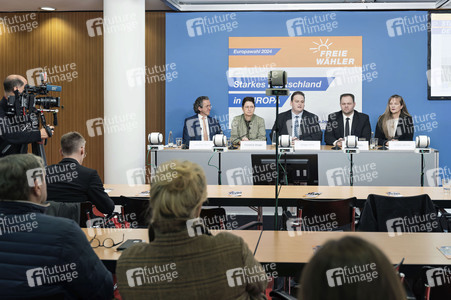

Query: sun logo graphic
left=309, top=38, right=333, bottom=54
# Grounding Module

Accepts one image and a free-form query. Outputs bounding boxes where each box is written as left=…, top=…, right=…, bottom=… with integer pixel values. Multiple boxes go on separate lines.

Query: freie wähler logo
left=385, top=214, right=439, bottom=237
left=126, top=263, right=178, bottom=287
left=186, top=14, right=238, bottom=37
left=326, top=263, right=378, bottom=287
left=26, top=263, right=78, bottom=287
left=286, top=13, right=338, bottom=36
left=310, top=38, right=356, bottom=66
left=386, top=15, right=429, bottom=37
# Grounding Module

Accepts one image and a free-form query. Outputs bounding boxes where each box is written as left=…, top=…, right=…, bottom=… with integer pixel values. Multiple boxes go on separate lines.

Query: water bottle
left=168, top=131, right=174, bottom=147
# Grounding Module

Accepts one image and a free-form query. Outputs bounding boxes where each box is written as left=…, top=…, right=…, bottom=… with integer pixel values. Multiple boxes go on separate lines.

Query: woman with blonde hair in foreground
left=116, top=160, right=267, bottom=299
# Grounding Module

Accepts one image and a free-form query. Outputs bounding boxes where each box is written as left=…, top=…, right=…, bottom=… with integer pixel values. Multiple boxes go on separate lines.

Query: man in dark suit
left=270, top=91, right=322, bottom=142
left=46, top=131, right=114, bottom=215
left=324, top=93, right=371, bottom=147
left=182, top=96, right=222, bottom=148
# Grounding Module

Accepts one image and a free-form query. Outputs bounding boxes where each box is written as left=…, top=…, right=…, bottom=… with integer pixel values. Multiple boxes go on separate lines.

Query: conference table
left=151, top=145, right=439, bottom=186
left=82, top=228, right=450, bottom=277
left=104, top=184, right=451, bottom=208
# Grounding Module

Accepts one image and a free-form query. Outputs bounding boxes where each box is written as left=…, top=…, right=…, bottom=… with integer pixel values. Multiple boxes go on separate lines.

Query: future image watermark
left=426, top=267, right=451, bottom=287
left=226, top=263, right=276, bottom=287
left=286, top=213, right=339, bottom=236
left=126, top=162, right=178, bottom=186
left=86, top=14, right=137, bottom=37
left=26, top=263, right=78, bottom=287
left=226, top=163, right=278, bottom=186
left=0, top=213, right=38, bottom=236
left=386, top=213, right=439, bottom=237
left=26, top=63, right=78, bottom=86
left=326, top=263, right=378, bottom=287
left=327, top=62, right=378, bottom=87
left=286, top=13, right=338, bottom=36
left=426, top=166, right=451, bottom=186
left=386, top=14, right=429, bottom=37
left=126, top=63, right=178, bottom=87
left=186, top=14, right=238, bottom=37
left=86, top=213, right=139, bottom=236
left=186, top=214, right=239, bottom=237
left=0, top=113, right=39, bottom=138
left=0, top=14, right=38, bottom=35
left=86, top=113, right=138, bottom=137
left=226, top=63, right=277, bottom=88
left=326, top=163, right=378, bottom=186
left=126, top=263, right=178, bottom=287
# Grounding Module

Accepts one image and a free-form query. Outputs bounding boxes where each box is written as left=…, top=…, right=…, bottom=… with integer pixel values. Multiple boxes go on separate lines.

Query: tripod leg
left=32, top=142, right=48, bottom=166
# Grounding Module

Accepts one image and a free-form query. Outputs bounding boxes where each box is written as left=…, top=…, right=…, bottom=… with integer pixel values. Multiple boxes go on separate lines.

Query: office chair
left=420, top=266, right=451, bottom=300
left=45, top=201, right=81, bottom=224
left=283, top=197, right=357, bottom=232
left=200, top=208, right=262, bottom=230
left=358, top=194, right=443, bottom=232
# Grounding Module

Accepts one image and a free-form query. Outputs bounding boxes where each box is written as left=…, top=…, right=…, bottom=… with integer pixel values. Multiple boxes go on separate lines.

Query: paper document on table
left=104, top=189, right=113, bottom=193
left=437, top=246, right=451, bottom=259
left=305, top=192, right=321, bottom=197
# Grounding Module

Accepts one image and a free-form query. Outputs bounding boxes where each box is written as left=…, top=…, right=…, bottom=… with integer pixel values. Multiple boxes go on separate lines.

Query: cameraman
left=0, top=75, right=54, bottom=157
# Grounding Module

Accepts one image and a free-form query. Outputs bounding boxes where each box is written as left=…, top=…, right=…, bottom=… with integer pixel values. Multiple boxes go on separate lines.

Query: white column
left=104, top=0, right=145, bottom=184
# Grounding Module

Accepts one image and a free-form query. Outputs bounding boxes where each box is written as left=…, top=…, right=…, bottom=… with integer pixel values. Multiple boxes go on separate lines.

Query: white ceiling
left=0, top=0, right=445, bottom=12
left=0, top=0, right=172, bottom=12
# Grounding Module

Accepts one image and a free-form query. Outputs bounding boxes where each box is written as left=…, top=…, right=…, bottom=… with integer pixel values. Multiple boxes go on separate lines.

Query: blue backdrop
left=166, top=11, right=451, bottom=171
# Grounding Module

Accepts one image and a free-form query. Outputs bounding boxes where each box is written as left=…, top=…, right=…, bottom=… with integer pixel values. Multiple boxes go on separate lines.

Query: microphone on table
left=229, top=133, right=249, bottom=149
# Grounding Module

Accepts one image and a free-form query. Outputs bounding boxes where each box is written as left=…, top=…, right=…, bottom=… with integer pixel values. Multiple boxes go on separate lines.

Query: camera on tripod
left=6, top=73, right=61, bottom=116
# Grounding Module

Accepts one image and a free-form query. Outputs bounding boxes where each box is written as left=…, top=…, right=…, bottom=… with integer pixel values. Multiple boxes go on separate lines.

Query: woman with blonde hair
left=116, top=160, right=267, bottom=299
left=375, top=95, right=414, bottom=146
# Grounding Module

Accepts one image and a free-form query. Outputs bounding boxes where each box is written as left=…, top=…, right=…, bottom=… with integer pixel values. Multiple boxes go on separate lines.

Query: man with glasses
left=46, top=131, right=114, bottom=217
left=0, top=153, right=113, bottom=299
left=182, top=96, right=222, bottom=148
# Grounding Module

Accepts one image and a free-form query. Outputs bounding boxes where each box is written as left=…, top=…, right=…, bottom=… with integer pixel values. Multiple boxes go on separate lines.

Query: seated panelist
left=270, top=91, right=322, bottom=142
left=182, top=96, right=222, bottom=149
left=375, top=94, right=414, bottom=146
left=230, top=97, right=266, bottom=145
left=324, top=93, right=371, bottom=147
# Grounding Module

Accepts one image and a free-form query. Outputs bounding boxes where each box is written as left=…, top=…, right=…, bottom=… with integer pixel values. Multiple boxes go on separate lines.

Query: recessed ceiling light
left=40, top=7, right=56, bottom=11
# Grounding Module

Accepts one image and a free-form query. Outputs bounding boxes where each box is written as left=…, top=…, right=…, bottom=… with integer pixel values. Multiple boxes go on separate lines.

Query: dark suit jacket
left=324, top=110, right=372, bottom=145
left=182, top=114, right=222, bottom=148
left=0, top=96, right=42, bottom=157
left=46, top=158, right=114, bottom=215
left=374, top=115, right=414, bottom=145
left=270, top=109, right=322, bottom=142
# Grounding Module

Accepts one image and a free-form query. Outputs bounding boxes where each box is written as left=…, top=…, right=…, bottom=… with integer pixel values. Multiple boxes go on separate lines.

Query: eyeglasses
left=89, top=233, right=124, bottom=249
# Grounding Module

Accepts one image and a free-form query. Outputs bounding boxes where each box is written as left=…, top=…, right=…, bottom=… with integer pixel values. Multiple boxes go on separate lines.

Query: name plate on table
left=388, top=141, right=416, bottom=150
left=357, top=141, right=369, bottom=150
left=240, top=141, right=267, bottom=150
left=189, top=141, right=214, bottom=150
left=294, top=140, right=321, bottom=150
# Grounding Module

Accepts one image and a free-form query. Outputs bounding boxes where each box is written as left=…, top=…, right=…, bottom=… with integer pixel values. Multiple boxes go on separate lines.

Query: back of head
left=61, top=131, right=85, bottom=156
left=0, top=154, right=44, bottom=201
left=299, top=236, right=406, bottom=300
left=150, top=160, right=206, bottom=230
left=3, top=75, right=25, bottom=94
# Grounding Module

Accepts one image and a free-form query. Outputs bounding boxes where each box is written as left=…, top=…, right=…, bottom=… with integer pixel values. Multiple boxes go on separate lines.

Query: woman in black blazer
left=375, top=94, right=414, bottom=146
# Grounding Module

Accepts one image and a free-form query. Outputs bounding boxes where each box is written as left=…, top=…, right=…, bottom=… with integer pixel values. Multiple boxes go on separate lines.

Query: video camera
left=6, top=80, right=61, bottom=116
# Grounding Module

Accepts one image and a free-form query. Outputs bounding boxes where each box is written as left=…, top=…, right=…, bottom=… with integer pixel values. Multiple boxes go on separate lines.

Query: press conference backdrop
left=166, top=11, right=451, bottom=173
